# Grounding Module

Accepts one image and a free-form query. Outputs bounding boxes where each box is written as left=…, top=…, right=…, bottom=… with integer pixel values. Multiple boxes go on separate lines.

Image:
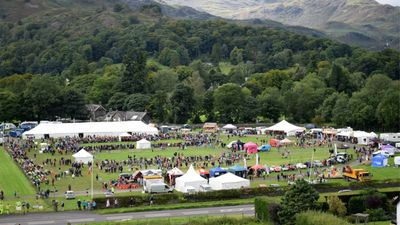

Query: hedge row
left=93, top=180, right=400, bottom=209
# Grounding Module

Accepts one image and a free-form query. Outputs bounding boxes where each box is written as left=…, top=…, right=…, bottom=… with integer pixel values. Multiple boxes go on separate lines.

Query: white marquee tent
left=265, top=120, right=305, bottom=136
left=72, top=149, right=93, bottom=164
left=22, top=121, right=158, bottom=139
left=222, top=124, right=237, bottom=130
left=354, top=131, right=377, bottom=145
left=209, top=172, right=250, bottom=190
left=175, top=165, right=207, bottom=193
left=136, top=139, right=151, bottom=149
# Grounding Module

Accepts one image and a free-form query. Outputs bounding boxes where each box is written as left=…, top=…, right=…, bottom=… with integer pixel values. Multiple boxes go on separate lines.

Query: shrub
left=254, top=197, right=268, bottom=221
left=365, top=208, right=388, bottom=221
left=348, top=196, right=365, bottom=214
left=268, top=203, right=282, bottom=225
left=328, top=196, right=347, bottom=217
left=295, top=211, right=352, bottom=225
left=278, top=179, right=319, bottom=225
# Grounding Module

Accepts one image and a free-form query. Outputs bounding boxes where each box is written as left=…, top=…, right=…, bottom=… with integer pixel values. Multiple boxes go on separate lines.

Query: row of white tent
left=175, top=165, right=250, bottom=193
left=22, top=121, right=158, bottom=139
left=336, top=128, right=378, bottom=145
left=223, top=120, right=306, bottom=136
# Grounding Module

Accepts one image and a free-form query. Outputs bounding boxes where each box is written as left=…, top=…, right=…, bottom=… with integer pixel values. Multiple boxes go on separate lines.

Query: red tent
left=269, top=139, right=280, bottom=147
left=251, top=165, right=265, bottom=170
left=244, top=142, right=258, bottom=154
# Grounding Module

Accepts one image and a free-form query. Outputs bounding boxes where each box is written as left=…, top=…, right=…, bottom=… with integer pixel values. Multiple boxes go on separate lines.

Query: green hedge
left=295, top=211, right=352, bottom=225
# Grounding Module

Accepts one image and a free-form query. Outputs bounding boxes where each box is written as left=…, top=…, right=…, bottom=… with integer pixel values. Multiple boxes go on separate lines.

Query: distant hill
left=155, top=0, right=400, bottom=50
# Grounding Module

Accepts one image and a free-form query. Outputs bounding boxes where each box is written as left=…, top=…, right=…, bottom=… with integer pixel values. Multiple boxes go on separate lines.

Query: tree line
left=0, top=5, right=398, bottom=131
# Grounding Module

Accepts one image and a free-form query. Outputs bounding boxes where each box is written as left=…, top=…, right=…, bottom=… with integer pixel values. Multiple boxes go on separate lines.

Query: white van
left=147, top=183, right=173, bottom=194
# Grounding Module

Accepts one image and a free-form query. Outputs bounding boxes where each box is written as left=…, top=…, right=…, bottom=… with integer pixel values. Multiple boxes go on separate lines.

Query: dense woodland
left=0, top=4, right=399, bottom=131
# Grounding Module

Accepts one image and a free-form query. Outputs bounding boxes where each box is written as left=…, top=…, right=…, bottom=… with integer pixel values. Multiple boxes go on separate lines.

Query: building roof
left=86, top=104, right=106, bottom=112
left=103, top=111, right=148, bottom=121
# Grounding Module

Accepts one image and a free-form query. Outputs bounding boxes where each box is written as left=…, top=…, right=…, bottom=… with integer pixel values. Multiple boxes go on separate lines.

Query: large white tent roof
left=175, top=165, right=207, bottom=192
left=23, top=121, right=158, bottom=139
left=265, top=120, right=305, bottom=133
left=72, top=149, right=93, bottom=158
left=222, top=124, right=237, bottom=130
left=209, top=172, right=250, bottom=190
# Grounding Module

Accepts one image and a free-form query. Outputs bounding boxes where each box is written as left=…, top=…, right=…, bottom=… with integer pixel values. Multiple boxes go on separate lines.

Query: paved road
left=0, top=204, right=254, bottom=225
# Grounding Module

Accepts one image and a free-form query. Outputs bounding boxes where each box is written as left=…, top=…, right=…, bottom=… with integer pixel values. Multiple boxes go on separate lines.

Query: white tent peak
left=137, top=138, right=150, bottom=143
left=72, top=149, right=93, bottom=158
left=223, top=124, right=237, bottom=130
left=265, top=120, right=305, bottom=134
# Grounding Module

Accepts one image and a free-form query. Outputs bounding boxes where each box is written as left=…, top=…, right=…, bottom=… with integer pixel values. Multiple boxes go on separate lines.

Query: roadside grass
left=85, top=215, right=263, bottom=225
left=0, top=147, right=36, bottom=197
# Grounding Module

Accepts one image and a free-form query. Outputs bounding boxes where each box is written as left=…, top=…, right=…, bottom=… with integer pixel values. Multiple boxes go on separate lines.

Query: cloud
left=375, top=0, right=400, bottom=6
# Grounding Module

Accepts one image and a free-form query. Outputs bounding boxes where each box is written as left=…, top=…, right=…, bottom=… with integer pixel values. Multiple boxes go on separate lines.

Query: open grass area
left=17, top=135, right=400, bottom=195
left=0, top=147, right=36, bottom=197
left=354, top=157, right=400, bottom=181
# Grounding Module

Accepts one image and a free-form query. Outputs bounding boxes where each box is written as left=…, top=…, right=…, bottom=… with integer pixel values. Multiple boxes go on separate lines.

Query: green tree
left=23, top=75, right=62, bottom=120
left=149, top=91, right=169, bottom=123
left=115, top=48, right=147, bottom=94
left=278, top=179, right=319, bottom=225
left=328, top=196, right=347, bottom=217
left=0, top=90, right=19, bottom=121
left=213, top=83, right=246, bottom=123
left=124, top=93, right=151, bottom=111
left=107, top=92, right=128, bottom=110
left=229, top=47, right=244, bottom=65
left=376, top=85, right=400, bottom=131
left=332, top=93, right=351, bottom=127
left=257, top=87, right=284, bottom=122
left=170, top=84, right=195, bottom=124
left=61, top=87, right=88, bottom=119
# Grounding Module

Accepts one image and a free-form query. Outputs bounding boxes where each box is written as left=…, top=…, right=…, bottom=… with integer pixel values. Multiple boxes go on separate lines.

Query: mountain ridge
left=153, top=0, right=400, bottom=50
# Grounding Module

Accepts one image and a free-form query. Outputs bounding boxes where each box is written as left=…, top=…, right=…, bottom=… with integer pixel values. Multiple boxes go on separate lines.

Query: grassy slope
left=0, top=147, right=36, bottom=197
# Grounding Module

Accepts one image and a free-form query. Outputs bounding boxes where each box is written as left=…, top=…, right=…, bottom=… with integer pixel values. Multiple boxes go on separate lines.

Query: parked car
left=335, top=152, right=350, bottom=163
left=372, top=150, right=392, bottom=157
left=313, top=160, right=324, bottom=167
left=64, top=191, right=76, bottom=199
left=104, top=189, right=114, bottom=197
left=295, top=163, right=307, bottom=169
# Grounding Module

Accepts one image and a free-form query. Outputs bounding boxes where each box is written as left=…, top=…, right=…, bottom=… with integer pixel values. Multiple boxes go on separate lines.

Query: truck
left=147, top=182, right=173, bottom=194
left=343, top=166, right=370, bottom=182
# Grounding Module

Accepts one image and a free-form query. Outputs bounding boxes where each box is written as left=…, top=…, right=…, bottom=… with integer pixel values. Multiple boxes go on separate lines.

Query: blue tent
left=258, top=144, right=271, bottom=152
left=210, top=166, right=227, bottom=177
left=228, top=164, right=247, bottom=178
left=372, top=154, right=388, bottom=167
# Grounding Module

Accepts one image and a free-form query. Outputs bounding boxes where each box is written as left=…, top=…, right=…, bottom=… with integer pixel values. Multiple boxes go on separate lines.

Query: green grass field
left=0, top=147, right=36, bottom=197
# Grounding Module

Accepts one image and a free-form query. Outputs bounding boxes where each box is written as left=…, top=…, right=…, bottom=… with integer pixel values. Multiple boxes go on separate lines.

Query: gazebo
left=228, top=164, right=247, bottom=178
left=244, top=142, right=258, bottom=154
left=72, top=149, right=93, bottom=164
left=210, top=166, right=227, bottom=177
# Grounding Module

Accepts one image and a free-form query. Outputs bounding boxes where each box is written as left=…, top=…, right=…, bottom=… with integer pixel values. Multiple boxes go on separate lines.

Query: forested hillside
left=0, top=2, right=399, bottom=131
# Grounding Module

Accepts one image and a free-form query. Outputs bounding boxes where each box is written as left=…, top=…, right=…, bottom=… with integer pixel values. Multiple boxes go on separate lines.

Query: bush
left=268, top=203, right=282, bottom=225
left=327, top=196, right=347, bottom=217
left=295, top=211, right=352, bottom=225
left=278, top=180, right=319, bottom=225
left=254, top=197, right=270, bottom=221
left=348, top=196, right=365, bottom=214
left=365, top=208, right=388, bottom=221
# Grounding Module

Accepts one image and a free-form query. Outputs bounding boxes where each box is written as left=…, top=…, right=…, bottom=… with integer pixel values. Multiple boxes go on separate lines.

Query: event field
left=0, top=147, right=36, bottom=197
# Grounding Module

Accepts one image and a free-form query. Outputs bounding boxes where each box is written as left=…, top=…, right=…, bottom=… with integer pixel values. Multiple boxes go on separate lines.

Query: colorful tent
left=244, top=142, right=258, bottom=154
left=372, top=154, right=388, bottom=167
left=258, top=144, right=271, bottom=152
left=269, top=139, right=280, bottom=147
left=279, top=138, right=292, bottom=145
left=228, top=164, right=247, bottom=178
left=210, top=166, right=227, bottom=177
left=251, top=165, right=265, bottom=170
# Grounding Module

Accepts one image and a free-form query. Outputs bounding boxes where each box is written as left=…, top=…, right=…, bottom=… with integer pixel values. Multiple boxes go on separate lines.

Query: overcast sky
left=375, top=0, right=400, bottom=6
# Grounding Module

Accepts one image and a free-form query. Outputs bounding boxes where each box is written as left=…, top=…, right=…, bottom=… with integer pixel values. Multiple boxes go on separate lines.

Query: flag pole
left=91, top=157, right=94, bottom=200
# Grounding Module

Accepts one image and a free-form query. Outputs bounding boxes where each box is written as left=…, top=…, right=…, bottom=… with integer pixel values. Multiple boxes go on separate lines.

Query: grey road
left=0, top=204, right=254, bottom=225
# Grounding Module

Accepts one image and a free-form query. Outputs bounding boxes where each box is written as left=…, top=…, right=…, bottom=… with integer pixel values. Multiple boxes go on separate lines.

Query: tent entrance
left=44, top=134, right=50, bottom=139
left=78, top=133, right=84, bottom=138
